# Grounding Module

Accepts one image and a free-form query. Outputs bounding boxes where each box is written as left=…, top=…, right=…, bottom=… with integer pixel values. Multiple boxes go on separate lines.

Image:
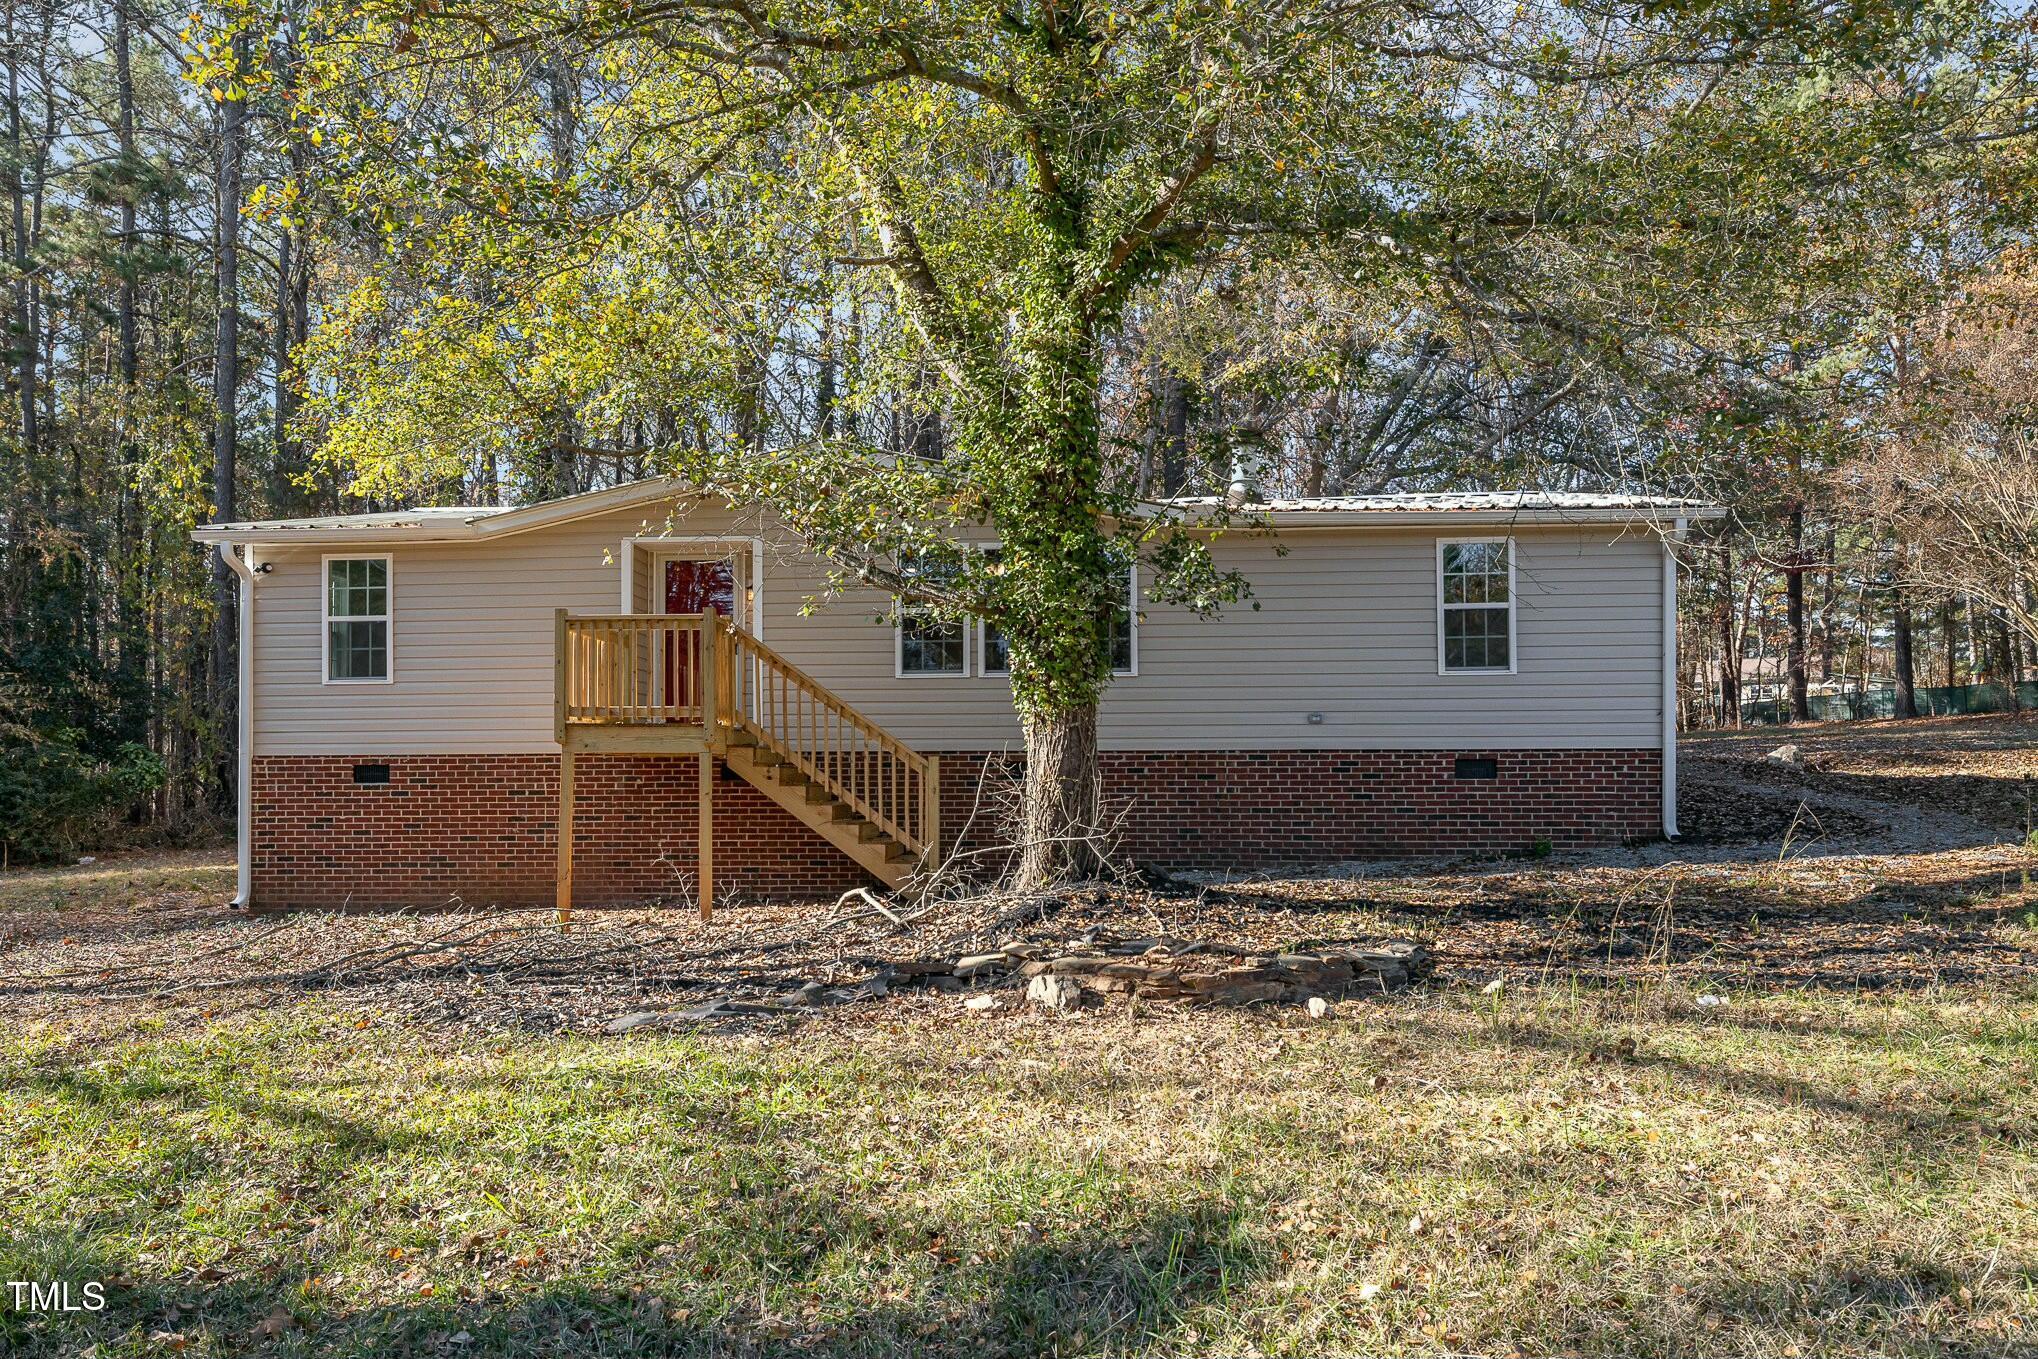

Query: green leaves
left=256, top=0, right=2038, bottom=722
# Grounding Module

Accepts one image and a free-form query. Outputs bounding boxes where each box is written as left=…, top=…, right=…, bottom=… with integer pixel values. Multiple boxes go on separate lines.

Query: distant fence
left=1738, top=680, right=2038, bottom=726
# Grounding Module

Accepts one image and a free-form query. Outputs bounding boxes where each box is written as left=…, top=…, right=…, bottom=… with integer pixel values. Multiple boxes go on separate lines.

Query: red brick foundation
left=935, top=748, right=1663, bottom=872
left=1107, top=748, right=1660, bottom=865
left=251, top=747, right=1661, bottom=909
left=249, top=754, right=872, bottom=910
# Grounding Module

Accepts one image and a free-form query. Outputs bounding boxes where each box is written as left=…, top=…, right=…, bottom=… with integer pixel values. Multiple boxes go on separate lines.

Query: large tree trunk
left=1157, top=373, right=1189, bottom=496
left=1716, top=544, right=1741, bottom=727
left=5, top=11, right=38, bottom=459
left=1817, top=529, right=1838, bottom=682
left=1015, top=705, right=1103, bottom=889
left=1943, top=599, right=1958, bottom=690
left=1998, top=611, right=2023, bottom=712
left=1785, top=504, right=1810, bottom=722
left=111, top=0, right=147, bottom=742
left=815, top=308, right=837, bottom=440
left=209, top=37, right=249, bottom=811
left=542, top=56, right=582, bottom=496
left=1001, top=333, right=1112, bottom=891
left=1891, top=582, right=1919, bottom=720
left=271, top=3, right=312, bottom=516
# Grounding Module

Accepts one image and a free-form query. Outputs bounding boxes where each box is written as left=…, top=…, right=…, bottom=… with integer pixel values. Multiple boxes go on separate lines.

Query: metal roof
left=191, top=479, right=684, bottom=544
left=198, top=506, right=507, bottom=534
left=1165, top=492, right=1718, bottom=514
left=192, top=479, right=1721, bottom=545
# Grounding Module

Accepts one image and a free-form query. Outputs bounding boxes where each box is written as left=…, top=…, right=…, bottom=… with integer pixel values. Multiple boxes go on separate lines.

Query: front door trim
left=619, top=535, right=766, bottom=639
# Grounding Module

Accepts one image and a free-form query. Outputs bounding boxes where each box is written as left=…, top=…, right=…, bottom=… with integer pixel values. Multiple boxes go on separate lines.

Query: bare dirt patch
left=1682, top=712, right=2038, bottom=845
left=4, top=849, right=2030, bottom=1036
left=5, top=716, right=2034, bottom=1034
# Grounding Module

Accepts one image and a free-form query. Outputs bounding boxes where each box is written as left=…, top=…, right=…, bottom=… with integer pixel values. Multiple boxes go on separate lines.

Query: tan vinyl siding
left=248, top=499, right=1666, bottom=755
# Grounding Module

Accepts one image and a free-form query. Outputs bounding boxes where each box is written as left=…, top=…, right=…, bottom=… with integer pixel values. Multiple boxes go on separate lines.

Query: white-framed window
left=894, top=555, right=968, bottom=678
left=980, top=562, right=1138, bottom=679
left=323, top=554, right=392, bottom=683
left=1436, top=538, right=1515, bottom=675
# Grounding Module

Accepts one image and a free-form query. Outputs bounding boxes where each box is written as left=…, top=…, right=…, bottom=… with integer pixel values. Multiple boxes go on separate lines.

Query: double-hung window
left=324, top=555, right=392, bottom=683
left=1437, top=539, right=1514, bottom=675
left=980, top=562, right=1137, bottom=678
left=895, top=557, right=967, bottom=677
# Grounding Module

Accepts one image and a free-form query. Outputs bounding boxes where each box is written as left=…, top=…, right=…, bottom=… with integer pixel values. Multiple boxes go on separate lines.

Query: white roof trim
left=470, top=477, right=689, bottom=536
left=1157, top=492, right=1724, bottom=527
left=190, top=477, right=692, bottom=545
left=1243, top=505, right=1725, bottom=528
left=192, top=478, right=1723, bottom=545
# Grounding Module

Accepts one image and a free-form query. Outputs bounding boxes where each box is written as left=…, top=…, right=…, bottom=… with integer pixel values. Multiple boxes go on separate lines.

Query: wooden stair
left=724, top=744, right=920, bottom=889
left=716, top=625, right=941, bottom=892
left=557, top=611, right=942, bottom=905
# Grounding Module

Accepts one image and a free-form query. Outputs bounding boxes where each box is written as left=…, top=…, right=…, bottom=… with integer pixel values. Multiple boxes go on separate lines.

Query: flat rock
left=1027, top=975, right=1084, bottom=1012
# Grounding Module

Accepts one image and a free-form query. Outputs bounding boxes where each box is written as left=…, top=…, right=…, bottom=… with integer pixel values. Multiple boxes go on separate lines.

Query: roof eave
left=1199, top=505, right=1726, bottom=528
left=189, top=524, right=488, bottom=545
left=188, top=476, right=696, bottom=546
left=469, top=476, right=689, bottom=536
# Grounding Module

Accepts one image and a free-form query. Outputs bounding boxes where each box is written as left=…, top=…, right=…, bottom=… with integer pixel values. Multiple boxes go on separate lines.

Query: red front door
left=664, top=559, right=736, bottom=711
left=666, top=558, right=736, bottom=617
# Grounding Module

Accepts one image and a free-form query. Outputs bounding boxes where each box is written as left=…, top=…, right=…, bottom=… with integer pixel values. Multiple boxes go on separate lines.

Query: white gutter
left=217, top=542, right=256, bottom=907
left=1661, top=518, right=1688, bottom=840
left=193, top=525, right=484, bottom=547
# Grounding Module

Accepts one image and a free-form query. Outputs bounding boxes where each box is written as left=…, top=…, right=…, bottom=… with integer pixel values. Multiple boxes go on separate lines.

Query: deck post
left=554, top=608, right=574, bottom=927
left=556, top=750, right=575, bottom=926
left=553, top=608, right=568, bottom=741
left=699, top=612, right=721, bottom=748
left=697, top=749, right=714, bottom=921
left=922, top=753, right=942, bottom=873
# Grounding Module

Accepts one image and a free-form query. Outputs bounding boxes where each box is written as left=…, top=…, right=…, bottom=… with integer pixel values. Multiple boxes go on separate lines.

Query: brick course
left=932, top=748, right=1662, bottom=871
left=250, top=747, right=1661, bottom=909
left=249, top=754, right=871, bottom=910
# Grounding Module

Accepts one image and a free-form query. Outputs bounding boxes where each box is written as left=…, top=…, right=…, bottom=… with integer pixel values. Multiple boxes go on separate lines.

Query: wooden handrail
left=561, top=615, right=713, bottom=725
left=723, top=626, right=936, bottom=854
left=559, top=613, right=939, bottom=866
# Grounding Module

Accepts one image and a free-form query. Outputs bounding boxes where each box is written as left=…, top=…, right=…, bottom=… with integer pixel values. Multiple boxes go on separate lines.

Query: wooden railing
left=556, top=611, right=939, bottom=864
left=556, top=613, right=715, bottom=726
left=722, top=624, right=938, bottom=856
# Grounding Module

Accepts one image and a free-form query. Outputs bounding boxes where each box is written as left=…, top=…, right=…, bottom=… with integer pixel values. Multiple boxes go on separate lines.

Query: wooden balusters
left=559, top=612, right=939, bottom=865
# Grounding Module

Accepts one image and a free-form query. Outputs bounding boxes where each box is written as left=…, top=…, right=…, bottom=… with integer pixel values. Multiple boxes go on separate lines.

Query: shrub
left=0, top=696, right=165, bottom=867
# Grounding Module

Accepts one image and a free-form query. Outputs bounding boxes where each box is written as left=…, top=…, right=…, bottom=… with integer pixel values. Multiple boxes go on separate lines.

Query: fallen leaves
left=250, top=1306, right=297, bottom=1342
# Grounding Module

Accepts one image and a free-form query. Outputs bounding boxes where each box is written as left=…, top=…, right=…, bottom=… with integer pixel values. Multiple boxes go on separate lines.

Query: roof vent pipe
left=1226, top=438, right=1269, bottom=509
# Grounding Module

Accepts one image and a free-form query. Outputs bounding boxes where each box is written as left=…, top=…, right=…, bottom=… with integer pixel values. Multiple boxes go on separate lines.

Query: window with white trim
left=324, top=556, right=391, bottom=682
left=980, top=562, right=1137, bottom=678
left=894, top=557, right=967, bottom=677
left=1437, top=539, right=1513, bottom=674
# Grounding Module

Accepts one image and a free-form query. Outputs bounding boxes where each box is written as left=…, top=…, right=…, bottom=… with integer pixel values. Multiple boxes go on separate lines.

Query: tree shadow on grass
left=1, top=1196, right=1261, bottom=1358
left=6, top=1057, right=413, bottom=1160
left=1385, top=1006, right=2033, bottom=1153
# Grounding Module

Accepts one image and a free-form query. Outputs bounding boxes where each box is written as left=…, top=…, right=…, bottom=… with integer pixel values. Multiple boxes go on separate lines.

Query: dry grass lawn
left=2, top=715, right=2035, bottom=1357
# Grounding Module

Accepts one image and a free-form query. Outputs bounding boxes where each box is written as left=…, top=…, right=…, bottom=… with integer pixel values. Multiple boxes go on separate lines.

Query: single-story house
left=192, top=480, right=1720, bottom=911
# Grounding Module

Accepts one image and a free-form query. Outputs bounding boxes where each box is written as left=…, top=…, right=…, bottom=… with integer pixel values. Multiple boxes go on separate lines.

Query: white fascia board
left=188, top=479, right=699, bottom=547
left=1253, top=507, right=1727, bottom=528
left=190, top=524, right=486, bottom=546
left=470, top=477, right=690, bottom=536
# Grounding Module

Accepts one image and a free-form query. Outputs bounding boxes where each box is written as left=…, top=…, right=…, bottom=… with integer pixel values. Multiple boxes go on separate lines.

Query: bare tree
left=1855, top=261, right=2038, bottom=660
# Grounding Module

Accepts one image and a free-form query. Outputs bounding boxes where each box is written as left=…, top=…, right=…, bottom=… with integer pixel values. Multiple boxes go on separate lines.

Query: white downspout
left=217, top=542, right=256, bottom=907
left=1661, top=518, right=1687, bottom=840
